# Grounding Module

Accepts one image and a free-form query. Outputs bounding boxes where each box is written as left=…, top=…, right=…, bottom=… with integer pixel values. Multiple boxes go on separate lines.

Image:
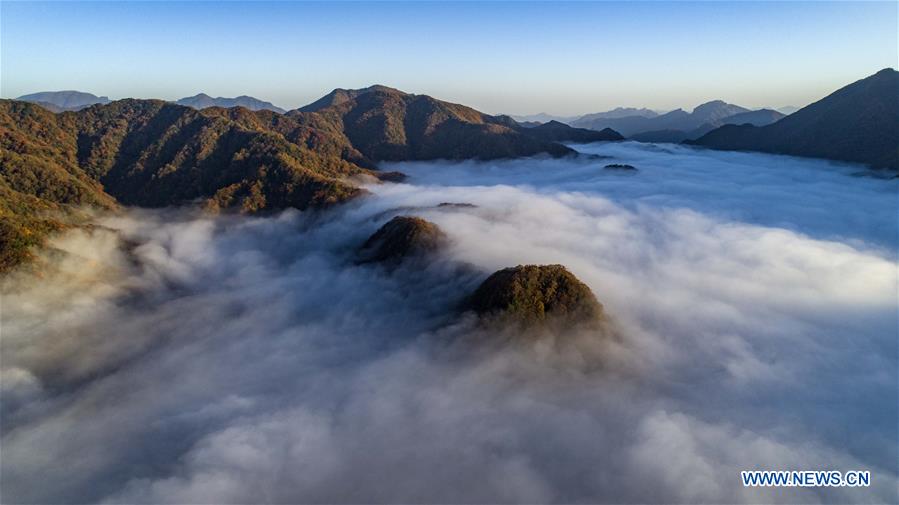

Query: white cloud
left=1, top=143, right=895, bottom=503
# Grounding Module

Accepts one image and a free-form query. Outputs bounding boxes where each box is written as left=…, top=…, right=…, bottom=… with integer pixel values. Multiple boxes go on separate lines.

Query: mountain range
left=688, top=68, right=899, bottom=170
left=0, top=85, right=620, bottom=271
left=513, top=107, right=658, bottom=125
left=3, top=70, right=896, bottom=272
left=630, top=108, right=786, bottom=143
left=572, top=100, right=753, bottom=137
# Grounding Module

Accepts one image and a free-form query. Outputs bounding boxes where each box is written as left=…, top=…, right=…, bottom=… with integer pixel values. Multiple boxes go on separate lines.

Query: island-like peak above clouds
left=17, top=90, right=111, bottom=111
left=175, top=93, right=286, bottom=113
left=689, top=68, right=899, bottom=170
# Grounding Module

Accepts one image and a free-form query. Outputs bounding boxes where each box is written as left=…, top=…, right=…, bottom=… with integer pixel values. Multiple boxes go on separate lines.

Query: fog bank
left=1, top=143, right=896, bottom=503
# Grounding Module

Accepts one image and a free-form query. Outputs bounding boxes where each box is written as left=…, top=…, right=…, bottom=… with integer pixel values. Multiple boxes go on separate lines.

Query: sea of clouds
left=1, top=142, right=896, bottom=503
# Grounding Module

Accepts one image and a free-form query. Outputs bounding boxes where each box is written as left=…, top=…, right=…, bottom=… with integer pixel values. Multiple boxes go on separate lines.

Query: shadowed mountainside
left=519, top=120, right=624, bottom=143
left=688, top=68, right=899, bottom=169
left=572, top=100, right=749, bottom=137
left=290, top=86, right=578, bottom=161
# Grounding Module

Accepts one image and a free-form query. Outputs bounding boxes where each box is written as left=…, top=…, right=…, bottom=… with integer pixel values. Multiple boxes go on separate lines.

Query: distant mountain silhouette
left=578, top=107, right=659, bottom=121
left=777, top=105, right=801, bottom=115
left=572, top=100, right=749, bottom=137
left=176, top=93, right=286, bottom=113
left=714, top=109, right=785, bottom=127
left=509, top=112, right=579, bottom=124
left=688, top=68, right=899, bottom=170
left=633, top=108, right=785, bottom=143
left=17, top=90, right=110, bottom=111
left=520, top=120, right=623, bottom=143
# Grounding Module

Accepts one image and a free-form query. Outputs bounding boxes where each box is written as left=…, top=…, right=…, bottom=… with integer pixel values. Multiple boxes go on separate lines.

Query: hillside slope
left=0, top=99, right=365, bottom=271
left=688, top=69, right=899, bottom=169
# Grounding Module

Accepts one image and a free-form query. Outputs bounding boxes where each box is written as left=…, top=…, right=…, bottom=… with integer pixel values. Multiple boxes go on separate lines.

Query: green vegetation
left=0, top=99, right=364, bottom=272
left=1, top=87, right=581, bottom=272
left=468, top=264, right=605, bottom=329
left=357, top=216, right=447, bottom=265
left=290, top=87, right=576, bottom=161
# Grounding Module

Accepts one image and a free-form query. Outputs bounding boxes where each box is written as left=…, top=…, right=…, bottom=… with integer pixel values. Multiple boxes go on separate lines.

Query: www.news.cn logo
left=741, top=470, right=870, bottom=487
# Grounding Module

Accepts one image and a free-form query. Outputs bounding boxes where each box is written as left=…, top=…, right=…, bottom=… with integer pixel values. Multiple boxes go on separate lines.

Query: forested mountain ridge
left=0, top=99, right=366, bottom=271
left=1, top=87, right=599, bottom=272
left=290, top=86, right=577, bottom=161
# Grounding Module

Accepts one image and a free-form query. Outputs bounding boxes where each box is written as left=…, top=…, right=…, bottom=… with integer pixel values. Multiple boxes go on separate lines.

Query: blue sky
left=1, top=1, right=896, bottom=114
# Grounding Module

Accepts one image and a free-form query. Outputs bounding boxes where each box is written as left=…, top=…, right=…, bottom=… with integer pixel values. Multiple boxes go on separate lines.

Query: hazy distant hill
left=574, top=107, right=659, bottom=124
left=175, top=93, right=286, bottom=113
left=509, top=112, right=579, bottom=124
left=688, top=68, right=899, bottom=169
left=291, top=85, right=576, bottom=161
left=714, top=109, right=785, bottom=127
left=17, top=90, right=110, bottom=111
left=520, top=120, right=623, bottom=143
left=777, top=105, right=801, bottom=115
left=572, top=100, right=749, bottom=137
left=633, top=108, right=785, bottom=143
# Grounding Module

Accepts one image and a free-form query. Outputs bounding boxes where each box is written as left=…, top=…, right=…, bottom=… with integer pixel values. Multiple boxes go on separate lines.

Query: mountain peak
left=299, top=85, right=407, bottom=112
left=691, top=100, right=749, bottom=122
left=692, top=100, right=740, bottom=112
